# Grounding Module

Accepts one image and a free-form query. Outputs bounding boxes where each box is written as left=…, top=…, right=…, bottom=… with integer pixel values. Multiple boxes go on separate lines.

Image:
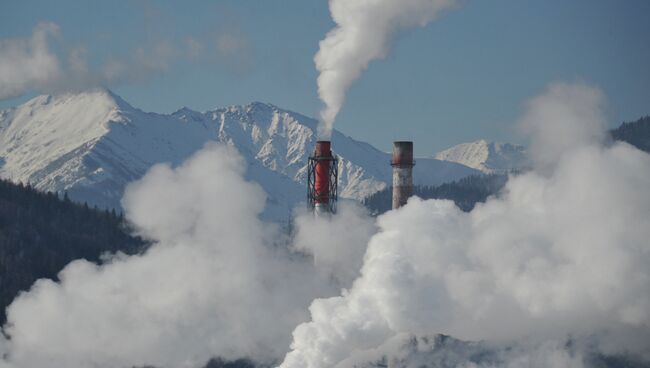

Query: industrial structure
left=391, top=141, right=415, bottom=209
left=307, top=140, right=338, bottom=214
left=307, top=140, right=413, bottom=214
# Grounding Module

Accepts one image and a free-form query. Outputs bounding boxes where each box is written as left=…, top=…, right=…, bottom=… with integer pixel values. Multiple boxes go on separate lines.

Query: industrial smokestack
left=308, top=141, right=338, bottom=214
left=391, top=141, right=415, bottom=209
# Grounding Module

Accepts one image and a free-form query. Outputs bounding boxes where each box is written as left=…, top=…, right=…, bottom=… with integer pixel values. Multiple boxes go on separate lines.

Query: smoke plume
left=279, top=82, right=650, bottom=367
left=519, top=81, right=608, bottom=170
left=315, top=0, right=458, bottom=137
left=0, top=81, right=648, bottom=368
left=0, top=144, right=372, bottom=368
left=291, top=203, right=376, bottom=287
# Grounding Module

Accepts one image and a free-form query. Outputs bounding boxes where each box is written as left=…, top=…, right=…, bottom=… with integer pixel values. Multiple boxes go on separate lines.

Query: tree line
left=0, top=179, right=146, bottom=324
left=364, top=115, right=650, bottom=215
left=362, top=173, right=509, bottom=215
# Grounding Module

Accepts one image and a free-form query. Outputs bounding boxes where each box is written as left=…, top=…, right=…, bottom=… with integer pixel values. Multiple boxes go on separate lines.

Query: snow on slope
left=434, top=139, right=528, bottom=174
left=0, top=89, right=210, bottom=209
left=183, top=102, right=479, bottom=200
left=0, top=89, right=480, bottom=220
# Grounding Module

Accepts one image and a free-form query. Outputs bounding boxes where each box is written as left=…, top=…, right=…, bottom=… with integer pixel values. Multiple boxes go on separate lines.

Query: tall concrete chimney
left=308, top=141, right=338, bottom=214
left=391, top=141, right=414, bottom=209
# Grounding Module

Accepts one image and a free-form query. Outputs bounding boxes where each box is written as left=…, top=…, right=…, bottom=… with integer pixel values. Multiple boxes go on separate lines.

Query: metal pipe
left=391, top=141, right=414, bottom=209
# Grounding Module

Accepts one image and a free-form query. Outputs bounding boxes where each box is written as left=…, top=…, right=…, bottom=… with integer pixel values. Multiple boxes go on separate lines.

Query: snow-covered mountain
left=0, top=89, right=479, bottom=220
left=434, top=139, right=528, bottom=174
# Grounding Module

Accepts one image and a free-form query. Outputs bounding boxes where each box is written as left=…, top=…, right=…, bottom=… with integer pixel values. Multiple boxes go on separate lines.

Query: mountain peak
left=249, top=101, right=271, bottom=107
left=434, top=140, right=528, bottom=174
left=1, top=92, right=482, bottom=219
left=247, top=101, right=280, bottom=110
left=0, top=88, right=135, bottom=188
left=19, top=88, right=135, bottom=114
left=171, top=106, right=205, bottom=122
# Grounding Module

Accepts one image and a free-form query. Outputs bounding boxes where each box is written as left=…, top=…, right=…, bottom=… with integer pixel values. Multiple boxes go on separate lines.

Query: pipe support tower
left=307, top=141, right=338, bottom=215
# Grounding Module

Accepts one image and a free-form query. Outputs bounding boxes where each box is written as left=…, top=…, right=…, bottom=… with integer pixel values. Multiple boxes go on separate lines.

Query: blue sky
left=1, top=0, right=649, bottom=155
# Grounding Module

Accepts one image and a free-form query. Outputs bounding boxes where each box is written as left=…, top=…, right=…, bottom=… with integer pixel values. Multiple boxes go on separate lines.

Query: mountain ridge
left=0, top=89, right=480, bottom=220
left=434, top=139, right=528, bottom=174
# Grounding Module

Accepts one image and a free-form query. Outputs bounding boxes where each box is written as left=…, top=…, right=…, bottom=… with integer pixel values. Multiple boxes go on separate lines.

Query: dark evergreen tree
left=363, top=116, right=650, bottom=216
left=609, top=115, right=650, bottom=153
left=203, top=358, right=258, bottom=368
left=362, top=174, right=508, bottom=215
left=0, top=179, right=146, bottom=324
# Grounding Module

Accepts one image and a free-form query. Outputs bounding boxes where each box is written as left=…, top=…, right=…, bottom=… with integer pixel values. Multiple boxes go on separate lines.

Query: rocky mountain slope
left=434, top=139, right=528, bottom=174
left=0, top=89, right=479, bottom=220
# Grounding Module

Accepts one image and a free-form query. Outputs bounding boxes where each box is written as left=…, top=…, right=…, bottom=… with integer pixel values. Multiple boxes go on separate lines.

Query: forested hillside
left=363, top=174, right=509, bottom=215
left=365, top=116, right=650, bottom=215
left=0, top=179, right=145, bottom=323
left=610, top=115, right=650, bottom=152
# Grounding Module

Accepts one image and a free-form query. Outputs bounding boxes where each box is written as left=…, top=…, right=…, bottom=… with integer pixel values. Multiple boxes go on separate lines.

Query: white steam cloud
left=0, top=81, right=648, bottom=368
left=292, top=204, right=376, bottom=287
left=519, top=81, right=608, bottom=169
left=315, top=0, right=458, bottom=137
left=0, top=144, right=371, bottom=368
left=279, top=82, right=650, bottom=367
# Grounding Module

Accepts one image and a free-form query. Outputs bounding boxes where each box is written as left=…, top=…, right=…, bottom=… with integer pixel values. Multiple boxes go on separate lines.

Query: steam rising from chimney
left=315, top=0, right=458, bottom=137
left=0, top=144, right=372, bottom=368
left=278, top=82, right=650, bottom=368
left=0, top=82, right=649, bottom=368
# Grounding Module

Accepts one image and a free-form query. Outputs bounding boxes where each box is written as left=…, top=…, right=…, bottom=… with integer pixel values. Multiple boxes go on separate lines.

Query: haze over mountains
left=0, top=89, right=492, bottom=219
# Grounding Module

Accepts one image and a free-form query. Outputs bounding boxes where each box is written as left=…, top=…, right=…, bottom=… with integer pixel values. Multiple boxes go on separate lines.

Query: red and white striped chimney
left=308, top=141, right=338, bottom=214
left=391, top=141, right=414, bottom=209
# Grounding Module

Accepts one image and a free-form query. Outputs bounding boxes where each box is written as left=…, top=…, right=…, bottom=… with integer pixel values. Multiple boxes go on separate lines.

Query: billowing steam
left=279, top=82, right=650, bottom=367
left=315, top=0, right=458, bottom=137
left=0, top=144, right=372, bottom=368
left=292, top=204, right=376, bottom=287
left=0, top=82, right=649, bottom=368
